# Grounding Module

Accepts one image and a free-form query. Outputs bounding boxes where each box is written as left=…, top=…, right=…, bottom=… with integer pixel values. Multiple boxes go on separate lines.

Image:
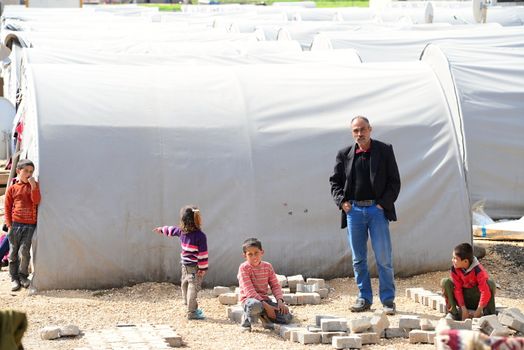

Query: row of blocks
left=405, top=287, right=447, bottom=313
left=218, top=291, right=324, bottom=306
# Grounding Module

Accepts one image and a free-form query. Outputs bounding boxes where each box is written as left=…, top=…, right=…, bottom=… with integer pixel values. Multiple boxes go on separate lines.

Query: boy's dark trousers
left=441, top=278, right=496, bottom=317
left=241, top=299, right=293, bottom=327
left=8, top=223, right=36, bottom=282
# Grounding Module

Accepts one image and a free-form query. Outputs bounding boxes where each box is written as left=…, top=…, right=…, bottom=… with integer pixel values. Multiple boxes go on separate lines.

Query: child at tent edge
left=441, top=242, right=496, bottom=321
left=4, top=159, right=41, bottom=292
left=152, top=205, right=208, bottom=320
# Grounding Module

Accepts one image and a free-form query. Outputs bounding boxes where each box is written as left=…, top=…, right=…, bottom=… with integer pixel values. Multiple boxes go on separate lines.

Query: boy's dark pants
left=241, top=299, right=293, bottom=327
left=441, top=278, right=496, bottom=317
left=8, top=223, right=36, bottom=282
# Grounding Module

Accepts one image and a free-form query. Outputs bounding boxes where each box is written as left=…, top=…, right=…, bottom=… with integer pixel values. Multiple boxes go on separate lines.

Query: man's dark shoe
left=351, top=298, right=372, bottom=312
left=383, top=301, right=396, bottom=315
left=11, top=279, right=21, bottom=292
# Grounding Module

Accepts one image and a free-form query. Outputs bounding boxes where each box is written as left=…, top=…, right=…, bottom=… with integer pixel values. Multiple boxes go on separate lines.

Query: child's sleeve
left=31, top=183, right=41, bottom=205
left=267, top=264, right=284, bottom=301
left=477, top=269, right=492, bottom=308
left=238, top=264, right=263, bottom=301
left=451, top=267, right=466, bottom=307
left=4, top=187, right=13, bottom=227
left=158, top=226, right=181, bottom=237
left=197, top=234, right=208, bottom=271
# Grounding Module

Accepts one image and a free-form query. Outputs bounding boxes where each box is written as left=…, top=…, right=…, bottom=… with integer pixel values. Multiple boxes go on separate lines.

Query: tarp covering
left=21, top=62, right=471, bottom=290
left=421, top=44, right=524, bottom=219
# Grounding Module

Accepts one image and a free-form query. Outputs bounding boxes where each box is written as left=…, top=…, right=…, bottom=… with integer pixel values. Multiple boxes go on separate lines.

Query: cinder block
left=282, top=293, right=297, bottom=305
left=321, top=332, right=347, bottom=344
left=307, top=278, right=326, bottom=288
left=307, top=325, right=322, bottom=332
left=60, top=325, right=80, bottom=337
left=420, top=318, right=436, bottom=331
left=296, top=292, right=321, bottom=305
left=409, top=330, right=429, bottom=343
left=430, top=296, right=446, bottom=310
left=439, top=302, right=447, bottom=314
left=358, top=332, right=379, bottom=345
left=318, top=288, right=329, bottom=299
left=479, top=315, right=511, bottom=336
left=296, top=283, right=320, bottom=293
left=321, top=318, right=348, bottom=332
left=218, top=293, right=238, bottom=305
left=212, top=286, right=231, bottom=297
left=281, top=288, right=291, bottom=294
left=40, top=326, right=61, bottom=340
left=349, top=317, right=371, bottom=333
left=332, top=335, right=362, bottom=349
left=227, top=305, right=243, bottom=323
left=279, top=325, right=302, bottom=340
left=498, top=308, right=524, bottom=333
left=384, top=327, right=408, bottom=339
left=164, top=334, right=183, bottom=347
left=290, top=329, right=303, bottom=342
left=316, top=315, right=338, bottom=327
left=276, top=274, right=288, bottom=287
left=399, top=315, right=421, bottom=330
left=287, top=275, right=305, bottom=292
left=427, top=331, right=436, bottom=344
left=444, top=318, right=472, bottom=330
left=298, top=331, right=321, bottom=344
left=370, top=311, right=390, bottom=335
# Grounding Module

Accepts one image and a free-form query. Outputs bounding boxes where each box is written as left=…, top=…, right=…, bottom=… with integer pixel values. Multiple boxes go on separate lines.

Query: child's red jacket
left=451, top=257, right=491, bottom=308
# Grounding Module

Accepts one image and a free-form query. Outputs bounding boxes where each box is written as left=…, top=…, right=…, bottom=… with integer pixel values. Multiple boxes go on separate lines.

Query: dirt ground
left=1, top=240, right=522, bottom=350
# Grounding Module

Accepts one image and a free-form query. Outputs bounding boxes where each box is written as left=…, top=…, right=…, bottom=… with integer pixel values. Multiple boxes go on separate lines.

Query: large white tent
left=421, top=44, right=524, bottom=219
left=15, top=61, right=471, bottom=290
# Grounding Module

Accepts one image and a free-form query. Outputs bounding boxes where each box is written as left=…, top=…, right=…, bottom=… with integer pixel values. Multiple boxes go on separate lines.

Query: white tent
left=421, top=44, right=524, bottom=218
left=17, top=61, right=471, bottom=290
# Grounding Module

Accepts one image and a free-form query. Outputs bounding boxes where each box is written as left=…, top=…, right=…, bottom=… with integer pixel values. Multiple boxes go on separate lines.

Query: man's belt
left=350, top=200, right=376, bottom=207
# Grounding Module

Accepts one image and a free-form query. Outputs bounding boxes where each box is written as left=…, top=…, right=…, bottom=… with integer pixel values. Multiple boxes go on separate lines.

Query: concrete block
left=287, top=275, right=305, bottom=292
left=315, top=315, right=338, bottom=327
left=40, top=326, right=61, bottom=340
left=332, top=335, right=362, bottom=349
left=358, top=332, right=379, bottom=345
left=420, top=318, right=436, bottom=331
left=307, top=325, right=322, bottom=332
left=290, top=329, right=303, bottom=342
left=60, top=325, right=80, bottom=337
left=212, top=286, right=230, bottom=297
left=427, top=331, right=436, bottom=344
left=321, top=332, right=347, bottom=344
left=281, top=288, right=291, bottom=294
left=430, top=295, right=446, bottom=310
left=279, top=325, right=302, bottom=340
left=321, top=318, right=348, bottom=332
left=218, top=293, right=238, bottom=305
left=307, top=278, right=326, bottom=288
left=227, top=305, right=243, bottom=323
left=164, top=334, right=183, bottom=347
left=444, top=318, right=472, bottom=330
left=296, top=292, right=321, bottom=305
left=296, top=283, right=320, bottom=293
left=370, top=311, right=390, bottom=335
left=298, top=331, right=321, bottom=344
left=276, top=274, right=288, bottom=287
left=405, top=287, right=424, bottom=300
left=282, top=293, right=297, bottom=305
left=498, top=308, right=524, bottom=333
left=318, top=288, right=329, bottom=299
left=409, top=330, right=429, bottom=343
left=439, top=302, right=447, bottom=314
left=349, top=317, right=371, bottom=333
left=479, top=315, right=511, bottom=336
left=399, top=315, right=421, bottom=330
left=384, top=327, right=408, bottom=339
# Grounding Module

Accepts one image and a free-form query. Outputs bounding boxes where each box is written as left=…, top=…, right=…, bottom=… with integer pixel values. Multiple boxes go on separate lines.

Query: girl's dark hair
left=179, top=205, right=201, bottom=233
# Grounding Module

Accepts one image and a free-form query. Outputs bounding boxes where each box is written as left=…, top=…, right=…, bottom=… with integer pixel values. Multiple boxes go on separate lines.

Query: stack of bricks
left=398, top=315, right=437, bottom=344
left=405, top=287, right=447, bottom=313
left=216, top=275, right=330, bottom=307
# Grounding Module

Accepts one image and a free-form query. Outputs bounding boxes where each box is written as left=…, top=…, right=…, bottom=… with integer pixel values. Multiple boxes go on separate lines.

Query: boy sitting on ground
left=237, top=238, right=293, bottom=332
left=441, top=242, right=496, bottom=320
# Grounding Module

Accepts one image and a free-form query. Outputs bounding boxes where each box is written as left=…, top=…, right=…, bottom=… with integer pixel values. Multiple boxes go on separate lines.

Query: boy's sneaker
left=20, top=276, right=31, bottom=288
left=187, top=309, right=205, bottom=320
left=11, top=279, right=21, bottom=292
left=240, top=325, right=252, bottom=333
left=259, top=314, right=275, bottom=330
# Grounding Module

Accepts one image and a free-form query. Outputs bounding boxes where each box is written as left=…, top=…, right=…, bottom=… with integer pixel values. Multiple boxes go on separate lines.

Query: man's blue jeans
left=346, top=204, right=395, bottom=305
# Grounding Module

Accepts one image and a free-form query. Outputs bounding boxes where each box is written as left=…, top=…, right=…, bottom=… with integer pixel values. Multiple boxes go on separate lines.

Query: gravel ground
left=1, top=240, right=522, bottom=350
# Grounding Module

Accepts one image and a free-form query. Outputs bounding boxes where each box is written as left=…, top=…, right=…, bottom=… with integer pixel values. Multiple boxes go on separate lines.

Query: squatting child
left=441, top=242, right=496, bottom=320
left=237, top=238, right=293, bottom=332
left=4, top=159, right=41, bottom=291
left=153, top=205, right=208, bottom=320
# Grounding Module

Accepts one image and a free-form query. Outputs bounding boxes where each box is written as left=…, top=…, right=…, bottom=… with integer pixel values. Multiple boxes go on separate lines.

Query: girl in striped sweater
left=153, top=205, right=208, bottom=320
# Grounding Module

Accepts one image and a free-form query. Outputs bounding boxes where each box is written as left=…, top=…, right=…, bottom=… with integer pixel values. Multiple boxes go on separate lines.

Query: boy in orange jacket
left=4, top=159, right=41, bottom=291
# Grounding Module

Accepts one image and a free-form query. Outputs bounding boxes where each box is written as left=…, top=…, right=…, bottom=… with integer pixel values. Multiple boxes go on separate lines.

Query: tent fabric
left=19, top=61, right=471, bottom=290
left=421, top=44, right=524, bottom=219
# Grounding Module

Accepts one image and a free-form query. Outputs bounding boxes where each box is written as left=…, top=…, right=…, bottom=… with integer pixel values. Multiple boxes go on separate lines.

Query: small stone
left=40, top=326, right=61, bottom=340
left=213, top=286, right=231, bottom=297
left=218, top=293, right=238, bottom=305
left=60, top=325, right=80, bottom=337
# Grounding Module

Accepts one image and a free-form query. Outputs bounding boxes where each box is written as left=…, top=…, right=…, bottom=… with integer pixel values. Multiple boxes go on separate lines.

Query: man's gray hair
left=351, top=115, right=370, bottom=125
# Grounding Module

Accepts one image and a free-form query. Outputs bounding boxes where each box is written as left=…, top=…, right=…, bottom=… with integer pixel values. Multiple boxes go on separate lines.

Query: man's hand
left=197, top=270, right=206, bottom=277
left=263, top=301, right=277, bottom=320
left=376, top=204, right=383, bottom=210
left=342, top=201, right=351, bottom=213
left=473, top=306, right=483, bottom=319
left=277, top=299, right=289, bottom=314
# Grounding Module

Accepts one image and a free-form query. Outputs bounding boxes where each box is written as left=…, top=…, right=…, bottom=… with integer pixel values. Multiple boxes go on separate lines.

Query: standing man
left=329, top=116, right=400, bottom=315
